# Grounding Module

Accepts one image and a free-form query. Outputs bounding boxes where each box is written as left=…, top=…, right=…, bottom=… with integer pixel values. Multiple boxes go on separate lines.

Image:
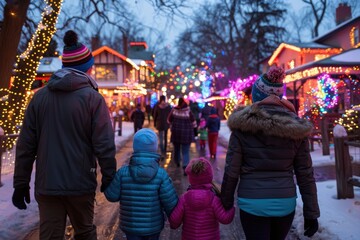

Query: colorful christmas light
left=310, top=73, right=338, bottom=114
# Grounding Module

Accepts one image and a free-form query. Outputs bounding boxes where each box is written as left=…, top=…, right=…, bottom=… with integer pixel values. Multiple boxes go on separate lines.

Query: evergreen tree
left=336, top=106, right=360, bottom=137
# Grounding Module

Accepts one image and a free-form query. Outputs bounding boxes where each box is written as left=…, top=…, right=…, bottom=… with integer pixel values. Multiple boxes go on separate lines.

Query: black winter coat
left=220, top=95, right=320, bottom=220
left=153, top=102, right=171, bottom=131
left=14, top=68, right=116, bottom=195
left=131, top=109, right=145, bottom=128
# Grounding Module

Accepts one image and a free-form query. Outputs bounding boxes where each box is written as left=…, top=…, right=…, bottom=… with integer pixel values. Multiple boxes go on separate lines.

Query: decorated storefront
left=267, top=13, right=360, bottom=120
left=284, top=48, right=360, bottom=118
left=92, top=46, right=145, bottom=111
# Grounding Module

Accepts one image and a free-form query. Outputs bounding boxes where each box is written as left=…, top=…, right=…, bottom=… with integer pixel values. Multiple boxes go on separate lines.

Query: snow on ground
left=0, top=120, right=359, bottom=239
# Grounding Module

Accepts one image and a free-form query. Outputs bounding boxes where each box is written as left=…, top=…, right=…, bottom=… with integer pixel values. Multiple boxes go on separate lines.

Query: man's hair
left=160, top=95, right=166, bottom=102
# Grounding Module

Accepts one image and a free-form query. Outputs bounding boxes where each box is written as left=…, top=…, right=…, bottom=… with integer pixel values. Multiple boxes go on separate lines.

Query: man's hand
left=12, top=187, right=30, bottom=210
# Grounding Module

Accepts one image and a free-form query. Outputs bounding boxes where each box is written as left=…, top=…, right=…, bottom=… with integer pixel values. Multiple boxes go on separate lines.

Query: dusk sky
left=127, top=0, right=308, bottom=50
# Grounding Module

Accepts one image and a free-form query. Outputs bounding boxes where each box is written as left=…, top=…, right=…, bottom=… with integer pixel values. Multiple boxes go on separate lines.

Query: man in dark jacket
left=153, top=95, right=172, bottom=159
left=131, top=103, right=145, bottom=133
left=145, top=104, right=152, bottom=125
left=12, top=30, right=116, bottom=240
left=189, top=100, right=201, bottom=138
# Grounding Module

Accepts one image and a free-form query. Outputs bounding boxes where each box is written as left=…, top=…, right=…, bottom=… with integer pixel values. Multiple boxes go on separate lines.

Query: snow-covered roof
left=268, top=42, right=341, bottom=66
left=131, top=59, right=148, bottom=66
left=288, top=42, right=333, bottom=49
left=331, top=48, right=360, bottom=62
left=313, top=15, right=360, bottom=43
left=92, top=46, right=139, bottom=70
left=286, top=48, right=360, bottom=75
left=37, top=57, right=62, bottom=73
left=284, top=48, right=360, bottom=82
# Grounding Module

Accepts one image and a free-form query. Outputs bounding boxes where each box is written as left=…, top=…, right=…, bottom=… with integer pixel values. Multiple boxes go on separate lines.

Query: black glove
left=304, top=218, right=318, bottom=237
left=12, top=187, right=30, bottom=210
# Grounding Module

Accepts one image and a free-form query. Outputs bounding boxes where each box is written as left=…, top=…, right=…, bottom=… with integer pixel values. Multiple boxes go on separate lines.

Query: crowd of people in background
left=107, top=100, right=219, bottom=167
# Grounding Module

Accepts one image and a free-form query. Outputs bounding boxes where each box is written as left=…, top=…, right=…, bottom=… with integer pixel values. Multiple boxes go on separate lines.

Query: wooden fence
left=333, top=136, right=360, bottom=199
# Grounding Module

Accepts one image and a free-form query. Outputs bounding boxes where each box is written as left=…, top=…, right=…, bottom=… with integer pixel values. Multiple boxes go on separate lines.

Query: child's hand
left=211, top=181, right=221, bottom=196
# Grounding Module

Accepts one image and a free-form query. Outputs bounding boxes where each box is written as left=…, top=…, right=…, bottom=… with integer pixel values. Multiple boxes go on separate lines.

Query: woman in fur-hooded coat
left=220, top=67, right=320, bottom=240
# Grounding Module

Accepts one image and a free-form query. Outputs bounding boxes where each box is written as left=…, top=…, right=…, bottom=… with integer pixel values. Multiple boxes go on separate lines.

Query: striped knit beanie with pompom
left=251, top=66, right=285, bottom=103
left=62, top=30, right=94, bottom=73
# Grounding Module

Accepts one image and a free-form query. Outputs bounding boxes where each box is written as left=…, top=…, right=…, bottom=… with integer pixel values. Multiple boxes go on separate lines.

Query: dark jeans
left=125, top=232, right=160, bottom=240
left=134, top=124, right=143, bottom=134
left=158, top=129, right=168, bottom=154
left=173, top=143, right=190, bottom=167
left=35, top=193, right=96, bottom=240
left=240, top=209, right=295, bottom=240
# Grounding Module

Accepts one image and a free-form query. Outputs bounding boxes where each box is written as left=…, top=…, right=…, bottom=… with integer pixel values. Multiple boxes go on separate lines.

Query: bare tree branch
left=302, top=0, right=327, bottom=37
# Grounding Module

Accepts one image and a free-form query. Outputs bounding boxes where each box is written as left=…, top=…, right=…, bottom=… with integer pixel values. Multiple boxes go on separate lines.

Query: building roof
left=284, top=48, right=360, bottom=83
left=268, top=42, right=340, bottom=66
left=313, top=15, right=360, bottom=43
left=288, top=42, right=333, bottom=48
left=128, top=50, right=154, bottom=61
left=92, top=46, right=139, bottom=70
left=131, top=59, right=155, bottom=73
left=37, top=57, right=62, bottom=73
left=287, top=48, right=360, bottom=72
left=268, top=16, right=360, bottom=66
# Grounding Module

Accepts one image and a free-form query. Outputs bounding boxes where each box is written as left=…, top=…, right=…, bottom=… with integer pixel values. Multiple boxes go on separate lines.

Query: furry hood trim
left=227, top=103, right=313, bottom=140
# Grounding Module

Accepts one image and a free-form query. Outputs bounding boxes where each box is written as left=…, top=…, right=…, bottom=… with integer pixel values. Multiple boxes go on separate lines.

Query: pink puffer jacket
left=169, top=184, right=235, bottom=240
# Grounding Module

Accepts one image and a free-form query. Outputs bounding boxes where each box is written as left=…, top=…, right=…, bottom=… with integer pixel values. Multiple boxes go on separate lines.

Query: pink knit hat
left=185, top=157, right=213, bottom=185
left=251, top=66, right=285, bottom=102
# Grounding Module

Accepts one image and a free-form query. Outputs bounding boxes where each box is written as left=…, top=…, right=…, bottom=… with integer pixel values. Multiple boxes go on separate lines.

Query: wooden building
left=35, top=41, right=156, bottom=111
left=267, top=5, right=360, bottom=117
left=92, top=45, right=145, bottom=109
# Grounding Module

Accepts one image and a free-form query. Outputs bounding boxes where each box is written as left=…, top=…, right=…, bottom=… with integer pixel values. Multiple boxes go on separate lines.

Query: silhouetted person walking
left=168, top=97, right=197, bottom=176
left=131, top=103, right=145, bottom=134
left=153, top=95, right=172, bottom=159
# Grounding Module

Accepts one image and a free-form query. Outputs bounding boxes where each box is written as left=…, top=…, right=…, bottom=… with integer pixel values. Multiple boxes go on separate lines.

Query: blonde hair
left=189, top=158, right=220, bottom=195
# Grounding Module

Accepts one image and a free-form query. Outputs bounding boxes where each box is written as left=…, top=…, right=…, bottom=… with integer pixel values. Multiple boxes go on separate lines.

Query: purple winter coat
left=168, top=103, right=197, bottom=144
left=169, top=183, right=235, bottom=240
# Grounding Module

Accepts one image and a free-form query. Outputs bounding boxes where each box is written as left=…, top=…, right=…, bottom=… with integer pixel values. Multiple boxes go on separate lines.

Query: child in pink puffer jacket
left=169, top=157, right=235, bottom=240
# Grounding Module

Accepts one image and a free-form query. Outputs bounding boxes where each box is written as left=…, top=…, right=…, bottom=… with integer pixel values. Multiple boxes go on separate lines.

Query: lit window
left=354, top=28, right=359, bottom=45
left=288, top=60, right=295, bottom=69
left=350, top=27, right=360, bottom=48
left=95, top=65, right=117, bottom=81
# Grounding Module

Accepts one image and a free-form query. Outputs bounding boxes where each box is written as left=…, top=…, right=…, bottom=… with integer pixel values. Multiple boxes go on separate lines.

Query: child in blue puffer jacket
left=105, top=128, right=178, bottom=239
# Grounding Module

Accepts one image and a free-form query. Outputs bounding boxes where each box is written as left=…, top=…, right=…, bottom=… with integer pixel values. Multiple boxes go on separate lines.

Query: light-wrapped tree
left=0, top=0, right=63, bottom=148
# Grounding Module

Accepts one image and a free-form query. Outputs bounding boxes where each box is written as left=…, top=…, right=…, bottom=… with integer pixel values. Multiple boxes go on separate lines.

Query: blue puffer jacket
left=105, top=152, right=178, bottom=236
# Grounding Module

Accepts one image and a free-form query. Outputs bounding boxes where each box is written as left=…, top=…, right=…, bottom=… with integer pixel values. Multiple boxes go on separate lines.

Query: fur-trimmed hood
left=227, top=96, right=313, bottom=140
